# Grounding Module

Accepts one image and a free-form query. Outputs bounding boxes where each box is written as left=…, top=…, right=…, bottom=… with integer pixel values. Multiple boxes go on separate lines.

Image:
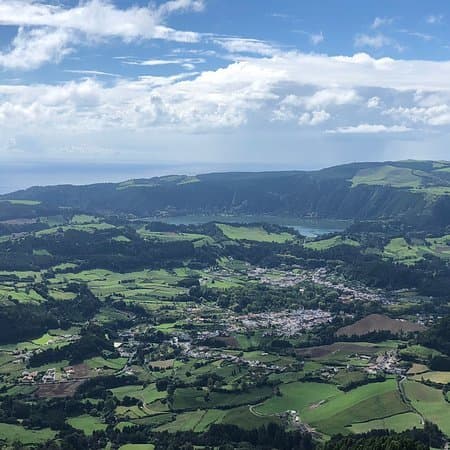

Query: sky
left=1, top=0, right=450, bottom=188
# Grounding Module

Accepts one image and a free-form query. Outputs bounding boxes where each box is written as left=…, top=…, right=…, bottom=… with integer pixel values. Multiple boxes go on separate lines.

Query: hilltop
left=1, top=160, right=450, bottom=224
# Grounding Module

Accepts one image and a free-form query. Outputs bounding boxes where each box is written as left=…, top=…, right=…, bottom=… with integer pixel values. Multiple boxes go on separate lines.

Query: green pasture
left=257, top=379, right=409, bottom=436
left=111, top=384, right=166, bottom=404
left=217, top=223, right=294, bottom=243
left=138, top=229, right=214, bottom=247
left=119, top=445, right=155, bottom=450
left=412, top=371, right=450, bottom=384
left=351, top=166, right=423, bottom=189
left=67, top=415, right=107, bottom=435
left=348, top=411, right=423, bottom=434
left=304, top=235, right=360, bottom=251
left=404, top=380, right=450, bottom=436
left=0, top=423, right=54, bottom=444
left=383, top=235, right=450, bottom=265
left=48, top=268, right=189, bottom=302
left=171, top=385, right=273, bottom=411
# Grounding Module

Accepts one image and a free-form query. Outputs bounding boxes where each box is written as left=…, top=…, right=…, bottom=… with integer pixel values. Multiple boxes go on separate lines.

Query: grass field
left=119, top=445, right=155, bottom=450
left=0, top=423, right=55, bottom=444
left=138, top=229, right=214, bottom=247
left=407, top=363, right=429, bottom=375
left=111, top=384, right=166, bottom=404
left=383, top=235, right=450, bottom=265
left=36, top=222, right=116, bottom=236
left=255, top=379, right=409, bottom=436
left=304, top=235, right=360, bottom=251
left=399, top=345, right=442, bottom=362
left=1, top=199, right=41, bottom=205
left=48, top=268, right=189, bottom=303
left=351, top=166, right=423, bottom=189
left=222, top=405, right=280, bottom=429
left=412, top=371, right=450, bottom=384
left=254, top=379, right=409, bottom=435
left=67, top=415, right=108, bottom=435
left=217, top=223, right=294, bottom=243
left=304, top=379, right=410, bottom=435
left=255, top=381, right=340, bottom=416
left=348, top=412, right=423, bottom=434
left=404, top=380, right=450, bottom=436
left=85, top=356, right=127, bottom=371
left=171, top=385, right=273, bottom=411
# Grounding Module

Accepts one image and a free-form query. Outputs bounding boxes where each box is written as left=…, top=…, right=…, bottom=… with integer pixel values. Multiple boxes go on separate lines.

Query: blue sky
left=1, top=0, right=450, bottom=181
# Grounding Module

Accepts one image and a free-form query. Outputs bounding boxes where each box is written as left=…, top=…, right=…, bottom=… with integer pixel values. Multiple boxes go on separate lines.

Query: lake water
left=151, top=215, right=349, bottom=237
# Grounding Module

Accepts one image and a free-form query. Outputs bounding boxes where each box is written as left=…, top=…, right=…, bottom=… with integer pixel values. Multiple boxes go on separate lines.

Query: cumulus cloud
left=385, top=105, right=450, bottom=126
left=327, top=124, right=411, bottom=134
left=157, top=0, right=205, bottom=15
left=0, top=0, right=204, bottom=70
left=2, top=51, right=450, bottom=136
left=367, top=96, right=381, bottom=108
left=298, top=110, right=330, bottom=126
left=354, top=33, right=401, bottom=50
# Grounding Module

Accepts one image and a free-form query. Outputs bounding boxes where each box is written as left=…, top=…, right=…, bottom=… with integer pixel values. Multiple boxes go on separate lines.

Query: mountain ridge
left=1, top=160, right=450, bottom=224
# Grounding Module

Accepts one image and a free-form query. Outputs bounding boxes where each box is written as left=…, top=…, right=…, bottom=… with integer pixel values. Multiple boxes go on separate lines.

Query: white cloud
left=367, top=96, right=381, bottom=108
left=273, top=89, right=358, bottom=123
left=122, top=58, right=204, bottom=68
left=426, top=14, right=444, bottom=24
left=371, top=17, right=394, bottom=29
left=299, top=110, right=330, bottom=126
left=3, top=51, right=450, bottom=135
left=157, top=0, right=205, bottom=15
left=213, top=38, right=277, bottom=56
left=0, top=0, right=204, bottom=70
left=0, top=0, right=202, bottom=41
left=0, top=27, right=72, bottom=70
left=385, top=105, right=450, bottom=126
left=310, top=32, right=324, bottom=45
left=293, top=30, right=324, bottom=46
left=64, top=69, right=119, bottom=77
left=354, top=33, right=400, bottom=50
left=327, top=124, right=411, bottom=134
left=302, top=88, right=359, bottom=110
left=406, top=31, right=434, bottom=42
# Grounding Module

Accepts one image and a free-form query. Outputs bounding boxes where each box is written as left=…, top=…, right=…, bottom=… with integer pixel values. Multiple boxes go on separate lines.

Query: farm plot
left=404, top=380, right=450, bottom=436
left=348, top=412, right=423, bottom=434
left=303, top=379, right=410, bottom=436
left=48, top=268, right=189, bottom=303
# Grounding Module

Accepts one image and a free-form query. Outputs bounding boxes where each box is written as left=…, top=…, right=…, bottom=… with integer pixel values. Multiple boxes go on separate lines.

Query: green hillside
left=1, top=160, right=450, bottom=223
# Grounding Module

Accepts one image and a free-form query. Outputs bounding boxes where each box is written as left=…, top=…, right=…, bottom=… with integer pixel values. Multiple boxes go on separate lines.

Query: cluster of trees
left=323, top=422, right=445, bottom=450
left=0, top=226, right=218, bottom=272
left=35, top=423, right=314, bottom=450
left=0, top=284, right=101, bottom=344
left=29, top=324, right=114, bottom=367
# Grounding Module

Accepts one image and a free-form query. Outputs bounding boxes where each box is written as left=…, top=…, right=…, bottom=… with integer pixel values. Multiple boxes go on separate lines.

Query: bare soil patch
left=35, top=380, right=84, bottom=398
left=336, top=314, right=425, bottom=337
